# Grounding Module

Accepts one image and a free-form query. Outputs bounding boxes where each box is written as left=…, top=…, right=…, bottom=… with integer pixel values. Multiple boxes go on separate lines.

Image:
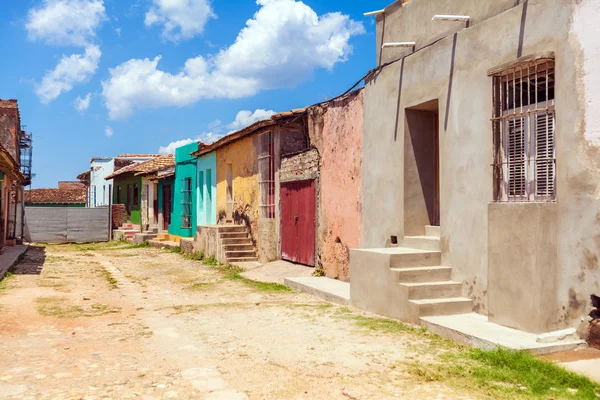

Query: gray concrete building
left=351, top=0, right=600, bottom=341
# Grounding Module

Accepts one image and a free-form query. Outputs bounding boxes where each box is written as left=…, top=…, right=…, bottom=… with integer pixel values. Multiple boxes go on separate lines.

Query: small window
left=258, top=131, right=275, bottom=218
left=133, top=183, right=139, bottom=206
left=181, top=177, right=192, bottom=229
left=492, top=58, right=555, bottom=201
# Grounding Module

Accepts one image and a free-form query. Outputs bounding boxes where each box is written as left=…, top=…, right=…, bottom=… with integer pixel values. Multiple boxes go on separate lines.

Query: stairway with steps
left=219, top=225, right=257, bottom=263
left=112, top=223, right=140, bottom=242
left=350, top=225, right=473, bottom=324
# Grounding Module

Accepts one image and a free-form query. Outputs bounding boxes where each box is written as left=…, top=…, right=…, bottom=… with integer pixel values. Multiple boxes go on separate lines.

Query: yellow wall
left=216, top=135, right=259, bottom=234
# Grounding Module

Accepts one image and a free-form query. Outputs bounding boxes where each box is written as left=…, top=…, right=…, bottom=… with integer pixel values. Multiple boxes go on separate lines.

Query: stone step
left=223, top=244, right=255, bottom=252
left=409, top=297, right=473, bottom=317
left=225, top=250, right=256, bottom=258
left=389, top=250, right=441, bottom=268
left=400, top=236, right=440, bottom=251
left=220, top=232, right=249, bottom=239
left=400, top=281, right=463, bottom=300
left=227, top=257, right=259, bottom=263
left=218, top=225, right=247, bottom=233
left=425, top=225, right=440, bottom=238
left=221, top=238, right=252, bottom=245
left=391, top=266, right=452, bottom=283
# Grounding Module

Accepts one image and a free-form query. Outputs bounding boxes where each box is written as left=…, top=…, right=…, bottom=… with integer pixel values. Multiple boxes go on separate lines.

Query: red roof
left=25, top=188, right=86, bottom=204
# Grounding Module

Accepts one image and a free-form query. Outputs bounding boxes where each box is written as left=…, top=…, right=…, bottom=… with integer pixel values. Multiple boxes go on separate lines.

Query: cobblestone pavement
left=0, top=243, right=476, bottom=399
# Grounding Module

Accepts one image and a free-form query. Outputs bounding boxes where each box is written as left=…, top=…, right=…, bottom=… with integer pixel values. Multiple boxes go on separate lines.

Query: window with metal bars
left=258, top=131, right=275, bottom=219
left=492, top=58, right=555, bottom=201
left=181, top=177, right=192, bottom=229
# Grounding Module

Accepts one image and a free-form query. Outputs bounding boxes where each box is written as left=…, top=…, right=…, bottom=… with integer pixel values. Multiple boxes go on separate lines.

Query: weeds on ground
left=202, top=256, right=219, bottom=266
left=36, top=296, right=120, bottom=318
left=0, top=272, right=15, bottom=291
left=184, top=251, right=204, bottom=261
left=169, top=246, right=182, bottom=253
left=99, top=268, right=118, bottom=289
left=185, top=282, right=213, bottom=291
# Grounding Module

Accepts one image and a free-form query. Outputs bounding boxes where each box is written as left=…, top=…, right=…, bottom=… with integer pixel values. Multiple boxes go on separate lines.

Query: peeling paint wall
left=308, top=90, right=364, bottom=280
left=216, top=135, right=259, bottom=245
left=361, top=0, right=600, bottom=332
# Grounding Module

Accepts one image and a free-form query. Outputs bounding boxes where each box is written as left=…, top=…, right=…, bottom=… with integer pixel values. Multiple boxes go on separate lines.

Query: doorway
left=226, top=163, right=233, bottom=222
left=281, top=180, right=316, bottom=266
left=163, top=184, right=172, bottom=231
left=404, top=100, right=440, bottom=235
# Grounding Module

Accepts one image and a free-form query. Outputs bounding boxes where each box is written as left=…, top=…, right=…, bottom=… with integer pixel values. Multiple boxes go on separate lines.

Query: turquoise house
left=169, top=142, right=199, bottom=238
left=196, top=152, right=217, bottom=226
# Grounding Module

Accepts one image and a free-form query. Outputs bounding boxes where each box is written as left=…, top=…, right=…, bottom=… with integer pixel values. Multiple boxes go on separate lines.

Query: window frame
left=491, top=57, right=556, bottom=202
left=258, top=131, right=275, bottom=219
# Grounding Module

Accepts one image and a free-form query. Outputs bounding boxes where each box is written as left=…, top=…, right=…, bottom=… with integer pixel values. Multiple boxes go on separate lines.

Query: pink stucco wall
left=317, top=90, right=363, bottom=281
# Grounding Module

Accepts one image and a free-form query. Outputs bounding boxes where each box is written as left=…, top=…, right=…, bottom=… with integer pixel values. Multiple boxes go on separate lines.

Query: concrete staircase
left=112, top=223, right=140, bottom=242
left=350, top=225, right=473, bottom=323
left=133, top=225, right=159, bottom=244
left=219, top=225, right=257, bottom=263
left=396, top=226, right=472, bottom=318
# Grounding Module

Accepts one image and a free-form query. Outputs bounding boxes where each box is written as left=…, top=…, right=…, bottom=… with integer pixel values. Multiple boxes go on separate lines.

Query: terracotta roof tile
left=25, top=188, right=86, bottom=204
left=116, top=154, right=161, bottom=158
left=106, top=154, right=174, bottom=180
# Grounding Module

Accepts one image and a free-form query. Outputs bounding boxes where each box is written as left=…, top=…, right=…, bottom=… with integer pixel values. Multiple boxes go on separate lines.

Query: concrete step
left=389, top=250, right=441, bottom=268
left=391, top=266, right=452, bottom=283
left=410, top=297, right=473, bottom=317
left=225, top=250, right=256, bottom=258
left=425, top=225, right=440, bottom=237
left=218, top=225, right=247, bottom=233
left=400, top=236, right=440, bottom=251
left=227, top=257, right=259, bottom=263
left=400, top=281, right=463, bottom=300
left=222, top=244, right=254, bottom=252
left=221, top=238, right=252, bottom=245
left=220, top=232, right=249, bottom=239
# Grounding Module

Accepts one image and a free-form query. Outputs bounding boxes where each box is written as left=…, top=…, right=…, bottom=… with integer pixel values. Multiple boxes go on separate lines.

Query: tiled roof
left=133, top=154, right=175, bottom=176
left=77, top=170, right=90, bottom=181
left=25, top=188, right=86, bottom=204
left=116, top=154, right=161, bottom=158
left=105, top=154, right=174, bottom=180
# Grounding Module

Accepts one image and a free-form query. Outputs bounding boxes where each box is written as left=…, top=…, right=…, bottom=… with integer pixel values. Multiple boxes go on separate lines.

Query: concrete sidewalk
left=0, top=245, right=29, bottom=280
left=240, top=260, right=313, bottom=284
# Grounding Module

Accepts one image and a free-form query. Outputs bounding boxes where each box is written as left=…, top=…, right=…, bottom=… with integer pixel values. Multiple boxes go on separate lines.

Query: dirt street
left=0, top=243, right=590, bottom=400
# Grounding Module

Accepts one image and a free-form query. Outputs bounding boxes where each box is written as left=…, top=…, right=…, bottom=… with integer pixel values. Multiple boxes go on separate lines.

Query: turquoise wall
left=169, top=142, right=198, bottom=237
left=157, top=178, right=174, bottom=217
left=196, top=152, right=217, bottom=226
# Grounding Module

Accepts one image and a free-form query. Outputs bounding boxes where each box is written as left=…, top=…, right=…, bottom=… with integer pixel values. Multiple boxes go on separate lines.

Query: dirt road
left=0, top=243, right=592, bottom=399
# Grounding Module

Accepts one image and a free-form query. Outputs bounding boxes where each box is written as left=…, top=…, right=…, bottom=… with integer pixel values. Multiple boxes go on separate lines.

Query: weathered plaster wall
left=309, top=90, right=363, bottom=280
left=362, top=0, right=600, bottom=329
left=216, top=135, right=259, bottom=244
left=90, top=159, right=114, bottom=207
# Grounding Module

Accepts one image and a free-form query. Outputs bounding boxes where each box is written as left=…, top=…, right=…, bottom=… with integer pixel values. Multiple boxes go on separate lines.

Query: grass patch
left=36, top=297, right=121, bottom=318
left=166, top=302, right=243, bottom=314
left=99, top=268, right=118, bottom=289
left=202, top=256, right=219, bottom=266
left=0, top=272, right=15, bottom=291
left=224, top=270, right=292, bottom=292
left=403, top=347, right=600, bottom=399
left=169, top=246, right=182, bottom=253
left=184, top=251, right=204, bottom=261
left=119, top=242, right=150, bottom=250
left=45, top=255, right=69, bottom=264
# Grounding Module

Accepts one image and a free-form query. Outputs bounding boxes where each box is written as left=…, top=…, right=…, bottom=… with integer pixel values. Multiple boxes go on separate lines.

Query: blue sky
left=0, top=0, right=390, bottom=188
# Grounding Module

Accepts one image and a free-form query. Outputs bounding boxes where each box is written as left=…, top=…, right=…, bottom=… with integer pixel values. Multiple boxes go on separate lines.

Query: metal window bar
left=492, top=59, right=555, bottom=202
left=181, top=178, right=192, bottom=229
left=258, top=131, right=275, bottom=219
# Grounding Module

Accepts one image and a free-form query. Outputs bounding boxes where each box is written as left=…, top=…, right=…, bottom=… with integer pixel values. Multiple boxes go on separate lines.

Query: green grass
left=0, top=272, right=15, bottom=291
left=184, top=251, right=204, bottom=261
left=185, top=282, right=213, bottom=291
left=202, top=256, right=219, bottom=266
left=169, top=246, right=182, bottom=253
left=36, top=296, right=121, bottom=318
left=218, top=265, right=292, bottom=292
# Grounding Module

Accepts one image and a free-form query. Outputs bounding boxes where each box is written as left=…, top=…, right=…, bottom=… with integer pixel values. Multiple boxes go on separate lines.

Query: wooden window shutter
left=534, top=112, right=555, bottom=199
left=506, top=117, right=526, bottom=198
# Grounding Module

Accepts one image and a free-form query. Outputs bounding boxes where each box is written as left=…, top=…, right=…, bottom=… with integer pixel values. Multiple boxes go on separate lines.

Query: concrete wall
left=361, top=0, right=600, bottom=331
left=24, top=207, right=109, bottom=243
left=196, top=152, right=217, bottom=226
left=90, top=159, right=114, bottom=207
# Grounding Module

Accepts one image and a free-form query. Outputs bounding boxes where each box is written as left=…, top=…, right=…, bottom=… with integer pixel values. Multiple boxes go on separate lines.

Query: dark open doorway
left=404, top=100, right=440, bottom=235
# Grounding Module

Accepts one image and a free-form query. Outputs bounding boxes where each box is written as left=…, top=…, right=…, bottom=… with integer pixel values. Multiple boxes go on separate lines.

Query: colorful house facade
left=168, top=142, right=200, bottom=238
left=196, top=152, right=217, bottom=226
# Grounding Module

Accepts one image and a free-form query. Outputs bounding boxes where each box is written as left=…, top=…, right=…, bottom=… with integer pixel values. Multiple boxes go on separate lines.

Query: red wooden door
left=281, top=180, right=316, bottom=266
left=163, top=184, right=171, bottom=230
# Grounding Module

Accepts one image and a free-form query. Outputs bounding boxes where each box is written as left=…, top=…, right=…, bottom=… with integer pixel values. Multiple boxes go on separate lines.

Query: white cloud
left=105, top=126, right=114, bottom=137
left=115, top=27, right=122, bottom=37
left=227, top=109, right=276, bottom=131
left=74, top=92, right=92, bottom=113
left=158, top=108, right=276, bottom=153
left=207, top=119, right=221, bottom=129
left=36, top=45, right=101, bottom=103
left=26, top=0, right=106, bottom=46
left=158, top=138, right=195, bottom=154
left=103, top=0, right=363, bottom=120
left=145, top=0, right=215, bottom=42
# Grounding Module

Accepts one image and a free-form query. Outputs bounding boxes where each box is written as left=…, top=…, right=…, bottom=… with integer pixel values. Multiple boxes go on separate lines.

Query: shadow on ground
left=11, top=245, right=46, bottom=275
